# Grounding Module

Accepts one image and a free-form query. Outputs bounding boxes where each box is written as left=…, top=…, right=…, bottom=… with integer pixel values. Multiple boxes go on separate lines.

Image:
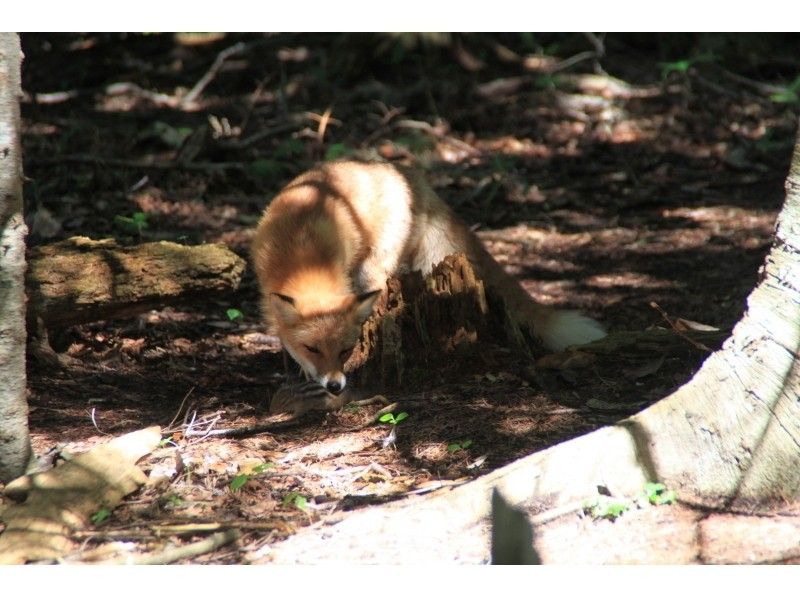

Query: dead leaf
left=674, top=318, right=719, bottom=332
left=0, top=427, right=162, bottom=564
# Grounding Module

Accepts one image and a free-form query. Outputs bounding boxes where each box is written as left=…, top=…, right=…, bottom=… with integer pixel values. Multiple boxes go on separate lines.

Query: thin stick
left=650, top=301, right=712, bottom=352
left=167, top=386, right=196, bottom=431
left=183, top=416, right=310, bottom=438
left=106, top=529, right=240, bottom=565
left=222, top=120, right=303, bottom=149
left=182, top=42, right=249, bottom=106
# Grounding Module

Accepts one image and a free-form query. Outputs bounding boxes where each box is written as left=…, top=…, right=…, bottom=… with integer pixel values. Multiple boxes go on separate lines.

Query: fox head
left=269, top=290, right=380, bottom=394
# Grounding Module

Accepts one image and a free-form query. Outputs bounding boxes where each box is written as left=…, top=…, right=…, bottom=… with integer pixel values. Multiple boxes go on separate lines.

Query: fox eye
left=303, top=344, right=321, bottom=354
left=339, top=346, right=354, bottom=358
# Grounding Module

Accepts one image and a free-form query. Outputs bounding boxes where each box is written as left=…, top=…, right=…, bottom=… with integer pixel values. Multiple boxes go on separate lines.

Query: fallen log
left=27, top=236, right=246, bottom=327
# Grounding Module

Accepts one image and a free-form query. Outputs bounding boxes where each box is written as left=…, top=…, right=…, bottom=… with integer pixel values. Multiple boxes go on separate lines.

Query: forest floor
left=8, top=33, right=800, bottom=564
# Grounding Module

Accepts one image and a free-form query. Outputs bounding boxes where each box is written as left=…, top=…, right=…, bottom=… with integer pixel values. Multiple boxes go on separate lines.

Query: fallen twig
left=182, top=41, right=249, bottom=106
left=650, top=301, right=713, bottom=353
left=221, top=119, right=304, bottom=149
left=183, top=416, right=312, bottom=438
left=167, top=386, right=196, bottom=431
left=106, top=529, right=240, bottom=564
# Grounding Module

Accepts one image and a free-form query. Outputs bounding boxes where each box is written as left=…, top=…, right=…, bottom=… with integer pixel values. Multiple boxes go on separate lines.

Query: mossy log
left=27, top=236, right=246, bottom=327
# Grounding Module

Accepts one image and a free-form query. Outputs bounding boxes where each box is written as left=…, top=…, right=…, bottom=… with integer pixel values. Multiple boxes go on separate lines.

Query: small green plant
left=114, top=211, right=148, bottom=235
left=642, top=482, right=677, bottom=506
left=769, top=75, right=800, bottom=105
left=283, top=491, right=309, bottom=512
left=226, top=308, right=244, bottom=322
left=659, top=52, right=715, bottom=80
left=583, top=497, right=630, bottom=521
left=90, top=507, right=112, bottom=525
left=379, top=411, right=408, bottom=426
left=164, top=494, right=183, bottom=507
left=229, top=462, right=275, bottom=491
left=447, top=439, right=473, bottom=453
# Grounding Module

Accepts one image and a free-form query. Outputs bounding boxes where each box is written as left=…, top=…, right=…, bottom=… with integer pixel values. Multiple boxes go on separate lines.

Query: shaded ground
left=8, top=33, right=800, bottom=563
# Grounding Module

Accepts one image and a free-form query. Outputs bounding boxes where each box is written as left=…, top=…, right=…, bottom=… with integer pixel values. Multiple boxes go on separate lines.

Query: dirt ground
left=8, top=33, right=800, bottom=563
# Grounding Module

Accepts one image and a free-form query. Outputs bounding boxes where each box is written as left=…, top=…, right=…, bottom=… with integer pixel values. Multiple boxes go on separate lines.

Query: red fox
left=251, top=161, right=605, bottom=395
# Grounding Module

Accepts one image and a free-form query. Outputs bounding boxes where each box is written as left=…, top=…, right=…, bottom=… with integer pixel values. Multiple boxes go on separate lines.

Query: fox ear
left=351, top=290, right=380, bottom=323
left=270, top=292, right=299, bottom=324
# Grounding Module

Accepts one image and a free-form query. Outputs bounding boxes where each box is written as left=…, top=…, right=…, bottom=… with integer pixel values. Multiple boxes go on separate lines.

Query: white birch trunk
left=0, top=32, right=32, bottom=483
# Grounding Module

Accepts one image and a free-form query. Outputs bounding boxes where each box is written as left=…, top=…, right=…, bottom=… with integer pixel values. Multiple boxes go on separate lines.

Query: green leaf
left=393, top=412, right=408, bottom=424
left=91, top=507, right=112, bottom=525
left=461, top=439, right=473, bottom=449
left=293, top=495, right=308, bottom=512
left=642, top=482, right=677, bottom=506
left=660, top=59, right=692, bottom=78
left=226, top=308, right=244, bottom=321
left=252, top=462, right=275, bottom=474
left=283, top=491, right=309, bottom=512
left=769, top=90, right=799, bottom=104
left=114, top=214, right=148, bottom=235
left=447, top=443, right=461, bottom=453
left=166, top=494, right=183, bottom=506
left=583, top=497, right=630, bottom=521
left=644, top=482, right=665, bottom=496
left=230, top=474, right=249, bottom=491
left=379, top=413, right=395, bottom=424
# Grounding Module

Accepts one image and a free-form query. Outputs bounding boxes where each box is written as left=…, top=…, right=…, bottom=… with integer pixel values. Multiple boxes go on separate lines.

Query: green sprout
left=90, top=507, right=112, bottom=525
left=447, top=439, right=474, bottom=453
left=659, top=52, right=715, bottom=80
left=378, top=411, right=408, bottom=426
left=114, top=211, right=148, bottom=235
left=769, top=75, right=800, bottom=105
left=583, top=497, right=631, bottom=521
left=226, top=308, right=244, bottom=321
left=643, top=482, right=677, bottom=506
left=282, top=491, right=309, bottom=512
left=229, top=462, right=275, bottom=492
left=165, top=494, right=183, bottom=507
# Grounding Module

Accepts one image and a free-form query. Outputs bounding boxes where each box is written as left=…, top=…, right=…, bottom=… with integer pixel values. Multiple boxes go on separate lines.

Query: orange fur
left=251, top=161, right=605, bottom=392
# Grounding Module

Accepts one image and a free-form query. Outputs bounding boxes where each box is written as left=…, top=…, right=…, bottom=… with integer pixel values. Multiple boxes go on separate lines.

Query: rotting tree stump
left=27, top=236, right=246, bottom=328
left=347, top=252, right=535, bottom=391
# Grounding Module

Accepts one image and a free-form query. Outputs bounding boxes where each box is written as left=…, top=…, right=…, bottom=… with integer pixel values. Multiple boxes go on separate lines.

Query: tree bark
left=348, top=253, right=530, bottom=390
left=0, top=33, right=32, bottom=483
left=266, top=126, right=800, bottom=563
left=27, top=236, right=246, bottom=327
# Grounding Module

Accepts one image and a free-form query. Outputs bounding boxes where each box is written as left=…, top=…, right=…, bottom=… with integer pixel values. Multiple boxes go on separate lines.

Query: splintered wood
left=349, top=253, right=514, bottom=390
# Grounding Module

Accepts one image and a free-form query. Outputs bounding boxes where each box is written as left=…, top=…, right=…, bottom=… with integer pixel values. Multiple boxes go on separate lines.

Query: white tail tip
left=539, top=310, right=606, bottom=352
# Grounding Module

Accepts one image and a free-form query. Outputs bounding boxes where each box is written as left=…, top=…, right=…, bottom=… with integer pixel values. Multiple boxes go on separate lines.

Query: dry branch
left=27, top=236, right=246, bottom=327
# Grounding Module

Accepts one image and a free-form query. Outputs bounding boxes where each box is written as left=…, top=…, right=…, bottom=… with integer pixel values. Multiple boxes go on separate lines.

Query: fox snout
left=318, top=373, right=346, bottom=395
